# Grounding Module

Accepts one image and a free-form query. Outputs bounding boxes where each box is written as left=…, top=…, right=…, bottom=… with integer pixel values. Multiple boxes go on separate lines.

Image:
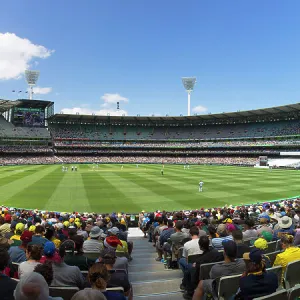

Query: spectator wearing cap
left=273, top=216, right=295, bottom=240
left=0, top=248, right=18, bottom=300
left=63, top=237, right=94, bottom=271
left=235, top=249, right=278, bottom=299
left=211, top=224, right=234, bottom=250
left=253, top=238, right=271, bottom=267
left=97, top=247, right=132, bottom=299
left=243, top=218, right=258, bottom=241
left=232, top=230, right=250, bottom=258
left=40, top=241, right=59, bottom=262
left=18, top=244, right=43, bottom=278
left=87, top=263, right=126, bottom=300
left=50, top=241, right=84, bottom=289
left=257, top=216, right=273, bottom=236
left=0, top=214, right=12, bottom=236
left=8, top=230, right=33, bottom=263
left=30, top=225, right=48, bottom=247
left=10, top=222, right=25, bottom=246
left=273, top=234, right=300, bottom=282
left=192, top=240, right=245, bottom=300
left=83, top=226, right=105, bottom=253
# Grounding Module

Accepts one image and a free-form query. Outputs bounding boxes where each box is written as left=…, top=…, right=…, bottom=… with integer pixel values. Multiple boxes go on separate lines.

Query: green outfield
left=0, top=164, right=299, bottom=213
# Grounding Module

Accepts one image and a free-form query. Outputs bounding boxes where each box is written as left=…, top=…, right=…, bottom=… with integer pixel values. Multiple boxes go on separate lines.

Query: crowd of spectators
left=0, top=156, right=59, bottom=165
left=0, top=155, right=258, bottom=166
left=54, top=139, right=300, bottom=148
left=58, top=156, right=258, bottom=165
left=49, top=119, right=300, bottom=141
left=139, top=197, right=300, bottom=299
left=0, top=208, right=133, bottom=300
left=1, top=197, right=300, bottom=298
left=0, top=145, right=52, bottom=153
left=54, top=148, right=279, bottom=155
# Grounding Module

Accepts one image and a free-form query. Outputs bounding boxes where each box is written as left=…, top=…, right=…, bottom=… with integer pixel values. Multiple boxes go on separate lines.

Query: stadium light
left=182, top=77, right=196, bottom=116
left=25, top=70, right=40, bottom=100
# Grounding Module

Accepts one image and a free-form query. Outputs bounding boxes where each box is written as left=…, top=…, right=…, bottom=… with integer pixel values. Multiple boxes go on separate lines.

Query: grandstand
left=1, top=100, right=300, bottom=166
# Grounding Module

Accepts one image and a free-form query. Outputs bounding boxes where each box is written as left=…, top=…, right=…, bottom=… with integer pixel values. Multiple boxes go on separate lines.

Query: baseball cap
left=20, top=230, right=33, bottom=244
left=4, top=214, right=11, bottom=222
left=29, top=225, right=36, bottom=232
left=16, top=223, right=25, bottom=233
left=222, top=240, right=237, bottom=258
left=44, top=241, right=56, bottom=257
left=243, top=248, right=263, bottom=264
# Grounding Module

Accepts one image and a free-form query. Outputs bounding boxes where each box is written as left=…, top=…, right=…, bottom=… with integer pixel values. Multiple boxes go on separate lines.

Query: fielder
left=199, top=180, right=204, bottom=192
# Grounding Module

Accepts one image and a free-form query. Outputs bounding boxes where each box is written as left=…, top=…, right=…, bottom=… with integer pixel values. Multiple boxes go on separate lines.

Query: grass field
left=0, top=164, right=299, bottom=213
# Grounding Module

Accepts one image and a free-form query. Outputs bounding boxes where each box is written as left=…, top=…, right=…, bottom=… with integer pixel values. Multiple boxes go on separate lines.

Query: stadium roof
left=0, top=100, right=20, bottom=113
left=48, top=103, right=300, bottom=124
left=0, top=99, right=54, bottom=113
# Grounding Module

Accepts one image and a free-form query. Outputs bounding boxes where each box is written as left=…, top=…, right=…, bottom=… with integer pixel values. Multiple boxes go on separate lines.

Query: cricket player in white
left=199, top=180, right=204, bottom=192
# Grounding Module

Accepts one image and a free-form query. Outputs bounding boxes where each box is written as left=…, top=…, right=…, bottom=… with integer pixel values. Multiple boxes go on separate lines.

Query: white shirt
left=199, top=181, right=203, bottom=187
left=183, top=238, right=203, bottom=258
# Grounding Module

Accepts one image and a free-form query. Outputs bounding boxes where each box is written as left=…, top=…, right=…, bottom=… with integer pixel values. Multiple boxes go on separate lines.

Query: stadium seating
left=284, top=260, right=300, bottom=289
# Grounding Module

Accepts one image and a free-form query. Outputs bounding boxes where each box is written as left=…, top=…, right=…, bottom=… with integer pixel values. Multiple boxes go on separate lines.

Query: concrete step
left=129, top=263, right=166, bottom=273
left=135, top=291, right=184, bottom=299
left=132, top=278, right=182, bottom=296
left=132, top=251, right=157, bottom=259
left=129, top=270, right=182, bottom=282
left=131, top=256, right=167, bottom=266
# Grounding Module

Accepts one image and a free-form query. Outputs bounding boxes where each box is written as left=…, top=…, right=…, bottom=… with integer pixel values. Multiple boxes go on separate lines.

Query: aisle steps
left=128, top=234, right=183, bottom=299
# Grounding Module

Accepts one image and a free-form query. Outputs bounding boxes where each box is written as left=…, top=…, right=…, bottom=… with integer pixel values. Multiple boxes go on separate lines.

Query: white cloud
left=31, top=86, right=52, bottom=95
left=61, top=107, right=128, bottom=116
left=61, top=93, right=129, bottom=116
left=0, top=32, right=54, bottom=80
left=192, top=105, right=208, bottom=114
left=101, top=93, right=128, bottom=108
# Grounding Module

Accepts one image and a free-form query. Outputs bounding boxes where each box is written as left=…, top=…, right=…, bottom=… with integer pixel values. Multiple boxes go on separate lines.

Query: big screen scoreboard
left=13, top=107, right=45, bottom=127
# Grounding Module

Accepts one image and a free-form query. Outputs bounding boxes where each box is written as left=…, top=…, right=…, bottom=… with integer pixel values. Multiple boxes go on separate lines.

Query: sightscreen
left=13, top=107, right=45, bottom=126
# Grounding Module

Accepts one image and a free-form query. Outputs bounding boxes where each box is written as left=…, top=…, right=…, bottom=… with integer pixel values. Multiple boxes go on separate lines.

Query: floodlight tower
left=182, top=77, right=196, bottom=116
left=25, top=70, right=40, bottom=100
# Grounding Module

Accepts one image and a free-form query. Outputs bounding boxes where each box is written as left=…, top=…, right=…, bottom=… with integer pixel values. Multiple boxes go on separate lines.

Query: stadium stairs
left=128, top=232, right=183, bottom=299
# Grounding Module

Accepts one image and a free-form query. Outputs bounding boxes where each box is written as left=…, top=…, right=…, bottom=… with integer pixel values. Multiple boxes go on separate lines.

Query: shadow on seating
left=266, top=266, right=283, bottom=290
left=217, top=273, right=241, bottom=300
left=287, top=284, right=300, bottom=300
left=253, top=289, right=288, bottom=300
left=49, top=286, right=79, bottom=300
left=284, top=260, right=300, bottom=289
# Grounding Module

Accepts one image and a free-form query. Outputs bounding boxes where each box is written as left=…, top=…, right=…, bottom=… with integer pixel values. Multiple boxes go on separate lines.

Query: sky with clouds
left=0, top=1, right=300, bottom=116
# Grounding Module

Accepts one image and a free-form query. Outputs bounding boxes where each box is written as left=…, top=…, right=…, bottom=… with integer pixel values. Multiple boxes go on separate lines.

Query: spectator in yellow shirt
left=273, top=234, right=300, bottom=282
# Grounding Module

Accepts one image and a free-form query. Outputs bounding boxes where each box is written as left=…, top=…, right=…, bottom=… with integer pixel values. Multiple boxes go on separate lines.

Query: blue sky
left=0, top=0, right=300, bottom=116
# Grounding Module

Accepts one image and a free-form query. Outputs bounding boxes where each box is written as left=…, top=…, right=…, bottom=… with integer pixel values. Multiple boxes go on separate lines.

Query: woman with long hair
left=88, top=263, right=126, bottom=300
left=273, top=234, right=300, bottom=282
